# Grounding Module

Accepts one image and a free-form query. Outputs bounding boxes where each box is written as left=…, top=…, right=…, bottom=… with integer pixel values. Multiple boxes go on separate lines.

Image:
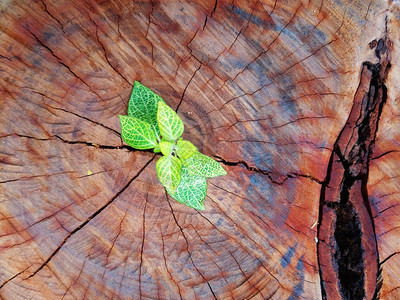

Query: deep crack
left=317, top=36, right=391, bottom=300
left=1, top=132, right=153, bottom=153
left=214, top=155, right=323, bottom=185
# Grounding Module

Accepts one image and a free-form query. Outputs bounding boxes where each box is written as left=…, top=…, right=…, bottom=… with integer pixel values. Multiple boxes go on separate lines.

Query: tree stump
left=1, top=0, right=399, bottom=299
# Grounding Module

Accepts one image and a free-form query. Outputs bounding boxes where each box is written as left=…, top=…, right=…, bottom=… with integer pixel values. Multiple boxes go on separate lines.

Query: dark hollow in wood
left=317, top=37, right=391, bottom=299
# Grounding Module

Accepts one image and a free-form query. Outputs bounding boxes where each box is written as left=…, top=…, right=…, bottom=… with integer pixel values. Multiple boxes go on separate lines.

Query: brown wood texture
left=0, top=0, right=399, bottom=299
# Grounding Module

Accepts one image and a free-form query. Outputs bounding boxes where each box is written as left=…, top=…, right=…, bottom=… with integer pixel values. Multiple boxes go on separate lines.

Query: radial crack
left=0, top=156, right=154, bottom=288
left=0, top=266, right=30, bottom=289
left=160, top=229, right=183, bottom=299
left=26, top=29, right=104, bottom=100
left=2, top=132, right=152, bottom=153
left=39, top=0, right=64, bottom=32
left=166, top=194, right=217, bottom=299
left=138, top=197, right=148, bottom=299
left=44, top=103, right=121, bottom=136
left=175, top=64, right=201, bottom=112
left=91, top=18, right=131, bottom=85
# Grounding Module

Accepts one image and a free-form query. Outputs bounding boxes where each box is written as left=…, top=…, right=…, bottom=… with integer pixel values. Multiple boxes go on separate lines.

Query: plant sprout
left=119, top=82, right=226, bottom=210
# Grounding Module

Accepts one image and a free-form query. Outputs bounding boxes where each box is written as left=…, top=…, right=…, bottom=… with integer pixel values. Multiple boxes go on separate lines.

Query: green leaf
left=157, top=101, right=184, bottom=141
left=182, top=151, right=227, bottom=178
left=160, top=140, right=174, bottom=156
left=128, top=81, right=165, bottom=135
left=176, top=139, right=197, bottom=159
left=156, top=155, right=182, bottom=194
left=119, top=115, right=157, bottom=149
left=167, top=166, right=207, bottom=210
left=153, top=144, right=161, bottom=153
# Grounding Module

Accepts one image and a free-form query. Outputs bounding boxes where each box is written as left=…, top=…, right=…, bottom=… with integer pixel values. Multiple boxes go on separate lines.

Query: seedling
left=119, top=82, right=226, bottom=210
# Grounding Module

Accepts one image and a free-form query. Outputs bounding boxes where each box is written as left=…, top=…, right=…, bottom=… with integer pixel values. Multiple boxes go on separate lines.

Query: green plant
left=119, top=82, right=226, bottom=210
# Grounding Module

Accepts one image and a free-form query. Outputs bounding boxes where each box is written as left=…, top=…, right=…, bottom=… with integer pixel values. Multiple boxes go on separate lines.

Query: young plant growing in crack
left=119, top=81, right=227, bottom=210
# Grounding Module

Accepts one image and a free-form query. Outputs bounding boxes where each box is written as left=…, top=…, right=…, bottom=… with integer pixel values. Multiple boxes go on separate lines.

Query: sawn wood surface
left=1, top=0, right=400, bottom=299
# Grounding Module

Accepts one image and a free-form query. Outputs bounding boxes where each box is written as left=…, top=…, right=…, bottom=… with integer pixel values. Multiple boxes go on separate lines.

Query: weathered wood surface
left=0, top=0, right=399, bottom=299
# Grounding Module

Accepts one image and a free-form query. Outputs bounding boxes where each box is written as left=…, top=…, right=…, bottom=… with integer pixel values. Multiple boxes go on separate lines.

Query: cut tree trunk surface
left=0, top=0, right=399, bottom=299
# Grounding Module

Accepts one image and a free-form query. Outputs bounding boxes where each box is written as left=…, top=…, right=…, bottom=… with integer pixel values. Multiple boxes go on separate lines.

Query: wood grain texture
left=0, top=0, right=399, bottom=299
left=317, top=37, right=391, bottom=299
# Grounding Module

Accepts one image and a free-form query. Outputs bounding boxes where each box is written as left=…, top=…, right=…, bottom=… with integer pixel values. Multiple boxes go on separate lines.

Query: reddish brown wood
left=318, top=38, right=391, bottom=299
left=0, top=0, right=399, bottom=299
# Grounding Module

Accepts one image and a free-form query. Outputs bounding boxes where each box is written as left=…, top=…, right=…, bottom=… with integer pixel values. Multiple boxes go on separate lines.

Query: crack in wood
left=317, top=35, right=391, bottom=300
left=0, top=156, right=155, bottom=289
left=165, top=193, right=218, bottom=299
left=145, top=0, right=155, bottom=66
left=231, top=4, right=302, bottom=83
left=214, top=155, right=323, bottom=185
left=189, top=224, right=235, bottom=298
left=90, top=17, right=132, bottom=85
left=159, top=228, right=183, bottom=299
left=28, top=32, right=69, bottom=74
left=380, top=252, right=400, bottom=266
left=138, top=196, right=148, bottom=300
left=0, top=266, right=30, bottom=289
left=37, top=99, right=122, bottom=137
left=26, top=28, right=105, bottom=101
left=4, top=131, right=323, bottom=187
left=1, top=132, right=153, bottom=154
left=61, top=242, right=95, bottom=299
left=0, top=202, right=74, bottom=240
left=204, top=194, right=288, bottom=293
left=39, top=0, right=64, bottom=32
left=175, top=64, right=201, bottom=112
left=213, top=0, right=259, bottom=63
left=100, top=208, right=128, bottom=282
left=0, top=54, right=12, bottom=61
left=0, top=171, right=76, bottom=184
left=9, top=87, right=120, bottom=145
left=229, top=249, right=265, bottom=297
left=203, top=0, right=218, bottom=30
